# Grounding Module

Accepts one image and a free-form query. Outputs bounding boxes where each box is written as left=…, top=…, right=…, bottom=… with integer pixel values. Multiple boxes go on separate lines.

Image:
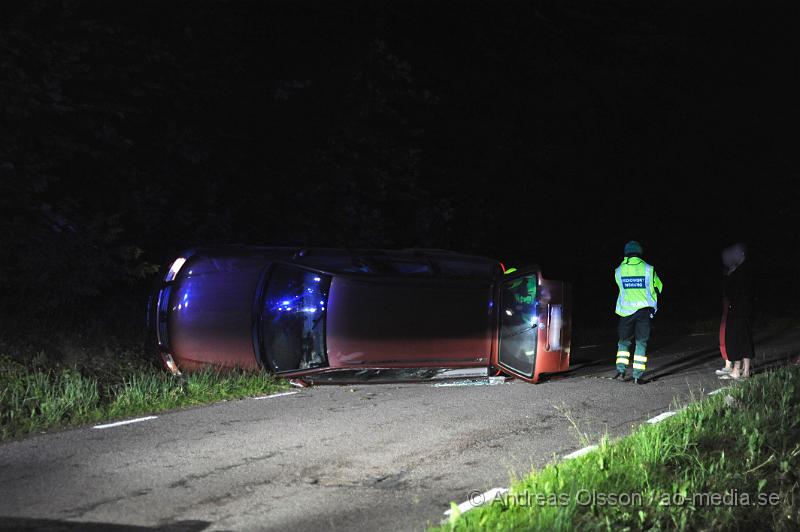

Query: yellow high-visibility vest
left=614, top=257, right=663, bottom=317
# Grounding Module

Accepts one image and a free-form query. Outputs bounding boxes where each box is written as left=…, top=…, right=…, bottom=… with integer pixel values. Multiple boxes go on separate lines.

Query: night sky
left=1, top=0, right=798, bottom=337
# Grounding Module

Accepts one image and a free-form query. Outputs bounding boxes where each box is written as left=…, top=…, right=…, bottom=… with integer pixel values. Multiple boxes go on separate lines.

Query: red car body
left=148, top=247, right=571, bottom=383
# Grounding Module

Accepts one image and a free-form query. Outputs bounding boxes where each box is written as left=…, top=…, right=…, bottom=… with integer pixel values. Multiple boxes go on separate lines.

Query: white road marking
left=563, top=444, right=598, bottom=459
left=707, top=387, right=728, bottom=395
left=443, top=487, right=509, bottom=517
left=647, top=411, right=677, bottom=424
left=579, top=344, right=599, bottom=349
left=254, top=391, right=298, bottom=400
left=93, top=416, right=157, bottom=429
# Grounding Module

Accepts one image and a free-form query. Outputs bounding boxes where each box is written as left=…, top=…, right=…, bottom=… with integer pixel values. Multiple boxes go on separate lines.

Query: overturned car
left=147, top=247, right=571, bottom=383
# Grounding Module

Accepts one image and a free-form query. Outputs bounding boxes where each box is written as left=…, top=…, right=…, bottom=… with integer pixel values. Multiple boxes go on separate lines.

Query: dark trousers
left=616, top=308, right=653, bottom=378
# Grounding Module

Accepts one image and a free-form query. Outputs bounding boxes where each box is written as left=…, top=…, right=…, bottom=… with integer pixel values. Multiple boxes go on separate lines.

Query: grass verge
left=440, top=365, right=800, bottom=531
left=0, top=355, right=288, bottom=441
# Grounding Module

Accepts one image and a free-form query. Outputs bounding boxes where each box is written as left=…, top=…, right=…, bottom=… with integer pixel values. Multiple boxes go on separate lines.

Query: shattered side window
left=261, top=266, right=332, bottom=372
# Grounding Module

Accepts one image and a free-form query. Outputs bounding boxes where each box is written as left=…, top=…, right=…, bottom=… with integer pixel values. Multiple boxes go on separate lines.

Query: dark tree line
left=1, top=0, right=798, bottom=355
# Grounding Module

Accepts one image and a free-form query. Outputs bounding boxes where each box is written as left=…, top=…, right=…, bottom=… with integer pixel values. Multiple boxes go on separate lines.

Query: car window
left=498, top=274, right=538, bottom=377
left=261, top=265, right=332, bottom=372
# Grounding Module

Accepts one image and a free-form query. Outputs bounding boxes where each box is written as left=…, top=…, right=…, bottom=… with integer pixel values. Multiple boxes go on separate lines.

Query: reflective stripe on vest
left=643, top=264, right=655, bottom=308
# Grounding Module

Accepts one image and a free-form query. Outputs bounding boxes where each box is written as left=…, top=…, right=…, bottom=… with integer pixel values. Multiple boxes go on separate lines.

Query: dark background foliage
left=1, top=0, right=798, bottom=357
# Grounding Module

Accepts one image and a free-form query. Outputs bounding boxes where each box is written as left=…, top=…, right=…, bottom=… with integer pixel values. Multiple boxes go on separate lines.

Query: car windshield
left=261, top=265, right=332, bottom=372
left=498, top=274, right=538, bottom=377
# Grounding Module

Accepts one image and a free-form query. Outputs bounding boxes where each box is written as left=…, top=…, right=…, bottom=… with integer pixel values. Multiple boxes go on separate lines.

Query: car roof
left=183, top=245, right=502, bottom=281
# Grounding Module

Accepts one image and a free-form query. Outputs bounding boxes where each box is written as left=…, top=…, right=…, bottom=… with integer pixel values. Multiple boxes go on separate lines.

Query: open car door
left=495, top=269, right=571, bottom=383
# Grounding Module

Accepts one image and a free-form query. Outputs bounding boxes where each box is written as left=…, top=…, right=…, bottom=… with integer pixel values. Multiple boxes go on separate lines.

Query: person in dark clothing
left=716, top=247, right=734, bottom=376
left=719, top=243, right=755, bottom=380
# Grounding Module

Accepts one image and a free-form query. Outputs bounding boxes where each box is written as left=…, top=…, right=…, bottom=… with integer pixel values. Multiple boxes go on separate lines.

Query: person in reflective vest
left=612, top=241, right=663, bottom=384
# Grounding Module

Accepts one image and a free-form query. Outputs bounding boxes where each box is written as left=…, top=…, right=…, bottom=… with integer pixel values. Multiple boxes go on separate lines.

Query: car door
left=495, top=269, right=571, bottom=383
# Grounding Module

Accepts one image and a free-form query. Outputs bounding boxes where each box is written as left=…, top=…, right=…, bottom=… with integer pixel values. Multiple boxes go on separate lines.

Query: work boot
left=612, top=371, right=625, bottom=380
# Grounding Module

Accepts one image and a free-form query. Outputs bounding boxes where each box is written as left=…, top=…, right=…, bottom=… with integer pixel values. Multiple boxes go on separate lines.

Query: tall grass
left=440, top=365, right=800, bottom=531
left=0, top=356, right=288, bottom=441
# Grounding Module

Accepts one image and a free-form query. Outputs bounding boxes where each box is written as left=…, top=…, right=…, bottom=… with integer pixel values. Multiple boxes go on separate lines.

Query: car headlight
left=164, top=257, right=187, bottom=282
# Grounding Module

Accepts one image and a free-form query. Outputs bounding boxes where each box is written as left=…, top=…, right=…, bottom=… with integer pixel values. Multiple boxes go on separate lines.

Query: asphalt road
left=2, top=325, right=799, bottom=532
